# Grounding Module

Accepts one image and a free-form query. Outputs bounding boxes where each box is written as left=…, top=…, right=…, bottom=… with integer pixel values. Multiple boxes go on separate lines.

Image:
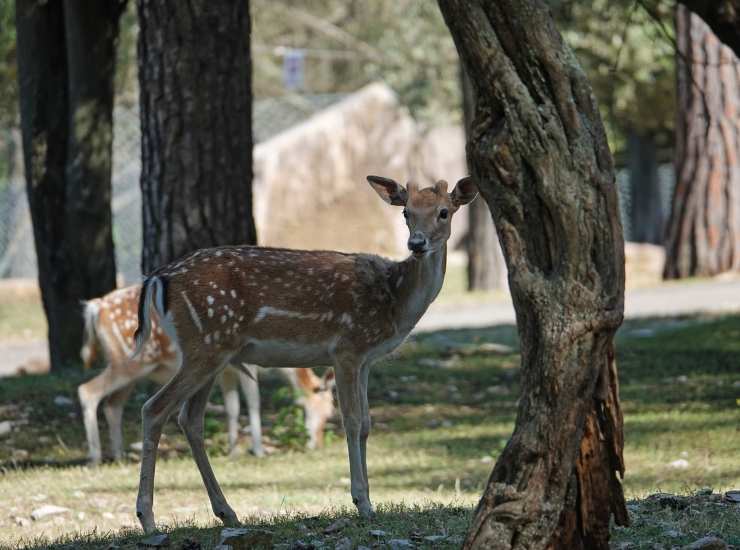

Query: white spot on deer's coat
left=220, top=290, right=225, bottom=296
left=181, top=291, right=203, bottom=333
left=208, top=308, right=214, bottom=318
left=207, top=296, right=215, bottom=305
left=254, top=306, right=316, bottom=323
left=221, top=315, right=227, bottom=323
left=230, top=290, right=237, bottom=298
left=204, top=334, right=212, bottom=345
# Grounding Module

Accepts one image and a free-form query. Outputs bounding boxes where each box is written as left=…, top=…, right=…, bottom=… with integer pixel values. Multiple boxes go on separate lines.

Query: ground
left=1, top=304, right=739, bottom=549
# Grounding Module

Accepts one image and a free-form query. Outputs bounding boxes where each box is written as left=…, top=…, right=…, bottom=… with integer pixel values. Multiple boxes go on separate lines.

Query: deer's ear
left=450, top=176, right=478, bottom=207
left=367, top=175, right=408, bottom=206
left=320, top=368, right=336, bottom=391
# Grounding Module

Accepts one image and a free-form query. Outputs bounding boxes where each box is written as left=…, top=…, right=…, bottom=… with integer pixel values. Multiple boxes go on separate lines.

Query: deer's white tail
left=133, top=276, right=166, bottom=358
left=80, top=300, right=101, bottom=367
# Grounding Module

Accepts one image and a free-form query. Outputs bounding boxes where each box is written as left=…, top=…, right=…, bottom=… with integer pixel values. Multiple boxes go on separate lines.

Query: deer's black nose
left=408, top=235, right=428, bottom=253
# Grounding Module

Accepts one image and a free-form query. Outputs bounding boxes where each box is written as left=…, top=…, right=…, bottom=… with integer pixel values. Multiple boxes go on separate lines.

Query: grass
left=0, top=314, right=739, bottom=549
left=0, top=290, right=46, bottom=342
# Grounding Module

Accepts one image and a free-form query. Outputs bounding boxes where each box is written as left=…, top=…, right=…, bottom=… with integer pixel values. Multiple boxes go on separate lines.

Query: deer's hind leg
left=179, top=372, right=239, bottom=527
left=136, top=358, right=213, bottom=533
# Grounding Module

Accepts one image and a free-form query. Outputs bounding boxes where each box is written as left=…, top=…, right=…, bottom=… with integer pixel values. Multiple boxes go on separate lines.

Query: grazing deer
left=78, top=285, right=335, bottom=464
left=132, top=175, right=477, bottom=532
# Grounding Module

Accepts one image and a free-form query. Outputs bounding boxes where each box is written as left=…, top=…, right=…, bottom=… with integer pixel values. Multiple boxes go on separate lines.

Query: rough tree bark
left=437, top=1, right=628, bottom=548
left=16, top=0, right=123, bottom=371
left=663, top=6, right=740, bottom=279
left=462, top=67, right=507, bottom=291
left=627, top=131, right=663, bottom=244
left=677, top=1, right=740, bottom=59
left=137, top=0, right=256, bottom=274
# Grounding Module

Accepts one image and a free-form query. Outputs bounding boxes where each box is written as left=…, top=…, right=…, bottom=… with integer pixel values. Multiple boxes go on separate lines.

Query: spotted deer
left=78, top=285, right=335, bottom=465
left=132, top=175, right=477, bottom=532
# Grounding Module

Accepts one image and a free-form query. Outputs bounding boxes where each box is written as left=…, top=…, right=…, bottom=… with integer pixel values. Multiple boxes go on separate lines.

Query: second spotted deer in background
left=132, top=175, right=478, bottom=532
left=78, top=285, right=334, bottom=464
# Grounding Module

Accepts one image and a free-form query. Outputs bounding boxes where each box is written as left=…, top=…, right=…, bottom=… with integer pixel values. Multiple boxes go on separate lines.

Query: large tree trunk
left=676, top=1, right=740, bottom=59
left=137, top=0, right=256, bottom=274
left=16, top=0, right=122, bottom=371
left=627, top=130, right=663, bottom=244
left=462, top=67, right=507, bottom=291
left=663, top=6, right=740, bottom=279
left=437, top=2, right=628, bottom=548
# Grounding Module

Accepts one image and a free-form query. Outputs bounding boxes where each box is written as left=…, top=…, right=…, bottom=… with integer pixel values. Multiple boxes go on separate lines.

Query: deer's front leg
left=359, top=363, right=371, bottom=492
left=334, top=359, right=373, bottom=519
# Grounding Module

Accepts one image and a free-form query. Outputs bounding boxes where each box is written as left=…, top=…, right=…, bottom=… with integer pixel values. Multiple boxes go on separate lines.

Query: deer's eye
left=403, top=209, right=409, bottom=219
left=439, top=208, right=449, bottom=220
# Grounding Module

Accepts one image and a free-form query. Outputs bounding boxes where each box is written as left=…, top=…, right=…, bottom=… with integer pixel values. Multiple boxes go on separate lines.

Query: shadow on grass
left=14, top=503, right=473, bottom=550
left=2, top=313, right=739, bottom=471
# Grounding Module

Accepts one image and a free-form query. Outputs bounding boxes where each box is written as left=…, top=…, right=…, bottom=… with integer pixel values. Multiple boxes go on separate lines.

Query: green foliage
left=272, top=403, right=310, bottom=450
left=251, top=0, right=461, bottom=124
left=552, top=0, right=676, bottom=152
left=0, top=0, right=17, bottom=128
left=270, top=385, right=310, bottom=449
left=1, top=0, right=678, bottom=151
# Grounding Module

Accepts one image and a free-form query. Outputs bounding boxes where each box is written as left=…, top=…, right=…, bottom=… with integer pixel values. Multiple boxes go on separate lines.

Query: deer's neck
left=391, top=245, right=447, bottom=333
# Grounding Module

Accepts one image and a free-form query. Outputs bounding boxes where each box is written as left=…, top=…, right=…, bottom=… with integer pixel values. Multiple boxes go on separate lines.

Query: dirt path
left=3, top=278, right=740, bottom=378
left=416, top=277, right=740, bottom=331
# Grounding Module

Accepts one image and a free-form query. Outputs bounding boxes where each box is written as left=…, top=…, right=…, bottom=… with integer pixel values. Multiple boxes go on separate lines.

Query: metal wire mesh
left=0, top=95, right=350, bottom=283
left=0, top=95, right=675, bottom=282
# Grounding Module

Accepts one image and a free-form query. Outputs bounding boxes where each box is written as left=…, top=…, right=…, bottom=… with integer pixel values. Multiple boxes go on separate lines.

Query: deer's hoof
left=355, top=499, right=374, bottom=520
left=217, top=508, right=240, bottom=527
left=137, top=510, right=157, bottom=534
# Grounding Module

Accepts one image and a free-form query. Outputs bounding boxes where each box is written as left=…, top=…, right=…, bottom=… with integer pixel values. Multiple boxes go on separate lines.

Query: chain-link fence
left=0, top=96, right=675, bottom=282
left=0, top=93, right=349, bottom=284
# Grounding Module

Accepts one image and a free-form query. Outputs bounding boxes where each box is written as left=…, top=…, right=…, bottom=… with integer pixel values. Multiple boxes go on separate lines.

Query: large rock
left=253, top=83, right=467, bottom=258
left=624, top=242, right=665, bottom=288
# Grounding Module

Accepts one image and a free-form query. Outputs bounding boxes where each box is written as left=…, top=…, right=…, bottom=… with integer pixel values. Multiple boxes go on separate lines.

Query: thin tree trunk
left=664, top=6, right=740, bottom=279
left=462, top=67, right=507, bottom=291
left=15, top=1, right=122, bottom=371
left=437, top=1, right=628, bottom=548
left=627, top=130, right=663, bottom=244
left=137, top=0, right=256, bottom=274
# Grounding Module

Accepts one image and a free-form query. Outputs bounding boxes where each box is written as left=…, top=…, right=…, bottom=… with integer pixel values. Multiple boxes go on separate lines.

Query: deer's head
left=367, top=175, right=478, bottom=257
